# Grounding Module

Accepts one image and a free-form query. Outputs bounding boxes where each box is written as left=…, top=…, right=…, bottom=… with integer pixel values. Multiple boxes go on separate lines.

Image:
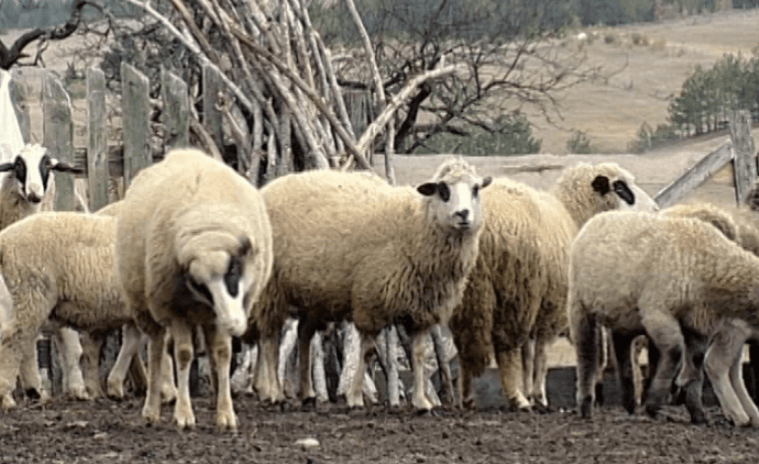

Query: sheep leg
left=677, top=325, right=708, bottom=425
left=531, top=332, right=553, bottom=409
left=296, top=316, right=318, bottom=407
left=495, top=347, right=531, bottom=411
left=521, top=337, right=536, bottom=406
left=202, top=323, right=238, bottom=432
left=78, top=331, right=104, bottom=399
left=705, top=321, right=754, bottom=427
left=254, top=333, right=284, bottom=403
left=337, top=321, right=361, bottom=401
left=107, top=324, right=144, bottom=399
left=0, top=331, right=32, bottom=410
left=572, top=312, right=599, bottom=419
left=457, top=358, right=475, bottom=410
left=311, top=331, right=329, bottom=403
left=431, top=324, right=454, bottom=408
left=641, top=311, right=684, bottom=419
left=346, top=332, right=374, bottom=408
left=171, top=319, right=196, bottom=430
left=56, top=326, right=89, bottom=400
left=612, top=331, right=639, bottom=414
left=142, top=329, right=168, bottom=425
left=728, top=340, right=759, bottom=428
left=410, top=330, right=435, bottom=411
left=17, top=338, right=46, bottom=402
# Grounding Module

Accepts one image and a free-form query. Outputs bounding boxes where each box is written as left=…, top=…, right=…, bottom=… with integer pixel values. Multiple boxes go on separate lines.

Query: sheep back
left=0, top=212, right=126, bottom=335
left=570, top=211, right=759, bottom=336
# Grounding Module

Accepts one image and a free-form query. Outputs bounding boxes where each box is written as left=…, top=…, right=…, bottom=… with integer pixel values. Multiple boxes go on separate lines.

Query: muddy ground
left=1, top=387, right=758, bottom=464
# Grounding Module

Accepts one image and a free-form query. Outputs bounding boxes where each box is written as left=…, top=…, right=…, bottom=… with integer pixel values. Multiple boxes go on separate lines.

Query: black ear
left=612, top=180, right=635, bottom=205
left=51, top=160, right=84, bottom=174
left=0, top=162, right=14, bottom=172
left=481, top=176, right=493, bottom=189
left=592, top=175, right=610, bottom=195
left=417, top=182, right=438, bottom=196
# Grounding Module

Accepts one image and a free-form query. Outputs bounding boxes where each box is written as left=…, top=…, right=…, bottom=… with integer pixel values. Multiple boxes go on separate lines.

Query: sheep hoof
left=67, top=387, right=90, bottom=401
left=141, top=405, right=162, bottom=425
left=1, top=394, right=17, bottom=411
left=644, top=404, right=662, bottom=419
left=25, top=388, right=41, bottom=401
left=174, top=412, right=196, bottom=431
left=301, top=396, right=317, bottom=411
left=215, top=411, right=238, bottom=433
left=579, top=396, right=594, bottom=419
left=106, top=384, right=125, bottom=401
left=690, top=411, right=707, bottom=425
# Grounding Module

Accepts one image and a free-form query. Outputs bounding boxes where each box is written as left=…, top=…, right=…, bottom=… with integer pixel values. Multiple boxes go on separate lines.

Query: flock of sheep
left=1, top=141, right=759, bottom=434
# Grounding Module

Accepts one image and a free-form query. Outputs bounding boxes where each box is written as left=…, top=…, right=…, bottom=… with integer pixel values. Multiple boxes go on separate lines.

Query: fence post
left=730, top=109, right=757, bottom=204
left=121, top=63, right=152, bottom=187
left=161, top=67, right=190, bottom=151
left=202, top=65, right=223, bottom=151
left=87, top=67, right=109, bottom=212
left=9, top=70, right=31, bottom=144
left=43, top=72, right=75, bottom=213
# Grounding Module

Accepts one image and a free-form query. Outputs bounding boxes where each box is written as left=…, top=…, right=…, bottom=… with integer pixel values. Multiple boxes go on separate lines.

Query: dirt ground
left=2, top=393, right=758, bottom=464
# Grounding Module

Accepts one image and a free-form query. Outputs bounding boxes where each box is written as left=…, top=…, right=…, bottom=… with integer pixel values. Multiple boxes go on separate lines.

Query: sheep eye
left=224, top=256, right=242, bottom=297
left=438, top=182, right=450, bottom=202
left=473, top=185, right=480, bottom=198
left=190, top=279, right=213, bottom=304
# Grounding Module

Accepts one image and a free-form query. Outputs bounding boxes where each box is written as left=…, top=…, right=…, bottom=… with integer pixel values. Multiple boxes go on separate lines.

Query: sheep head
left=0, top=144, right=82, bottom=204
left=417, top=157, right=492, bottom=234
left=176, top=227, right=255, bottom=337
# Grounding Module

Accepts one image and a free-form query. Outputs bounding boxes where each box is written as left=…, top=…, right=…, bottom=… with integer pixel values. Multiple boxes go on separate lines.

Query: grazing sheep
left=604, top=202, right=741, bottom=415
left=568, top=210, right=759, bottom=425
left=115, top=148, right=273, bottom=431
left=250, top=158, right=491, bottom=410
left=449, top=163, right=658, bottom=410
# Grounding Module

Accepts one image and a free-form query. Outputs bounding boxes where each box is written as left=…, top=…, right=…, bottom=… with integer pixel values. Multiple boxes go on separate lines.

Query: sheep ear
left=591, top=175, right=610, bottom=195
left=417, top=182, right=438, bottom=196
left=612, top=180, right=635, bottom=205
left=50, top=158, right=84, bottom=174
left=0, top=162, right=14, bottom=172
left=481, top=176, right=493, bottom=189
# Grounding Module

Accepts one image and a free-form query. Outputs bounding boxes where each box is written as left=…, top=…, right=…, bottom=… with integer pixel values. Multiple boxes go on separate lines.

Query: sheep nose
left=454, top=209, right=470, bottom=221
left=27, top=193, right=41, bottom=203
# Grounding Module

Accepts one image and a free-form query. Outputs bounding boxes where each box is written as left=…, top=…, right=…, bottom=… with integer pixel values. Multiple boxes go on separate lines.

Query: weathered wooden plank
left=87, top=67, right=109, bottom=212
left=43, top=71, right=75, bottom=212
left=654, top=143, right=733, bottom=208
left=161, top=67, right=190, bottom=151
left=8, top=70, right=30, bottom=144
left=121, top=63, right=152, bottom=187
left=730, top=109, right=757, bottom=204
left=202, top=65, right=223, bottom=151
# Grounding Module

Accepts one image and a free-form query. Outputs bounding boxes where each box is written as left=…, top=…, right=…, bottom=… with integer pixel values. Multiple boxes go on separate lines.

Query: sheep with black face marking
left=449, top=163, right=658, bottom=411
left=115, top=148, right=273, bottom=431
left=568, top=210, right=759, bottom=426
left=250, top=158, right=490, bottom=411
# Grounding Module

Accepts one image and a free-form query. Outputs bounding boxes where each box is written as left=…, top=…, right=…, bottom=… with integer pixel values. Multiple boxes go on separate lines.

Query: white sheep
left=568, top=210, right=759, bottom=425
left=449, top=163, right=658, bottom=411
left=115, top=148, right=273, bottom=431
left=0, top=143, right=85, bottom=403
left=250, top=158, right=491, bottom=411
left=0, top=211, right=133, bottom=410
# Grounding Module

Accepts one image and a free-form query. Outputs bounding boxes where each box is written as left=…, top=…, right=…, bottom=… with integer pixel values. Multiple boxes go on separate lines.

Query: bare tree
left=0, top=0, right=106, bottom=70
left=314, top=0, right=598, bottom=154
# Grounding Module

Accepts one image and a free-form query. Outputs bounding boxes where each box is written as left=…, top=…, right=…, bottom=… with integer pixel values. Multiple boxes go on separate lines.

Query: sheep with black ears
left=250, top=158, right=491, bottom=410
left=449, top=162, right=658, bottom=411
left=568, top=210, right=759, bottom=425
left=115, top=148, right=273, bottom=431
